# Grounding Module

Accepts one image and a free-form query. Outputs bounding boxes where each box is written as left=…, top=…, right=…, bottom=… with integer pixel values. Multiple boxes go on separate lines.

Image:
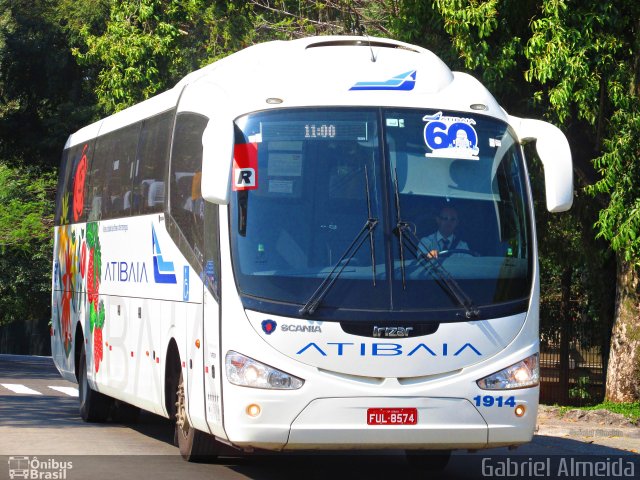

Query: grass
left=554, top=402, right=640, bottom=423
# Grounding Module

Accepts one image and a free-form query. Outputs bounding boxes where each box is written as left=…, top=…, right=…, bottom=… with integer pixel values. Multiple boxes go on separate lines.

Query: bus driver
left=419, top=204, right=469, bottom=259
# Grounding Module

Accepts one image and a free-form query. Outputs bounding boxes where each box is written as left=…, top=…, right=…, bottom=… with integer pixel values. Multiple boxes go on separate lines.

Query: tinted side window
left=204, top=203, right=220, bottom=299
left=133, top=110, right=174, bottom=215
left=169, top=113, right=208, bottom=264
left=87, top=124, right=140, bottom=221
left=55, top=142, right=93, bottom=225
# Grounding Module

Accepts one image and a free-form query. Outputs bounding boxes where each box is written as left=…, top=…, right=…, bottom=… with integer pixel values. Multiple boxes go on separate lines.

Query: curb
left=537, top=422, right=640, bottom=439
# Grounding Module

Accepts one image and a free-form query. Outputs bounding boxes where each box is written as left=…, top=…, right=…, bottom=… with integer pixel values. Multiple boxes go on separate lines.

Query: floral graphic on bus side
left=60, top=192, right=70, bottom=226
left=54, top=144, right=91, bottom=358
left=73, top=144, right=88, bottom=222
left=56, top=225, right=75, bottom=357
left=86, top=222, right=105, bottom=372
left=54, top=220, right=104, bottom=368
left=54, top=225, right=86, bottom=358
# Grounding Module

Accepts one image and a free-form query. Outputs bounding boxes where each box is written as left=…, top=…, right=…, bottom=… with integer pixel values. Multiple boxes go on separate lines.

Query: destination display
left=261, top=120, right=369, bottom=141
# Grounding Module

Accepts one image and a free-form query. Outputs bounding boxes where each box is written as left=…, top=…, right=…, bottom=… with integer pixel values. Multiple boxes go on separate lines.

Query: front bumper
left=224, top=394, right=537, bottom=451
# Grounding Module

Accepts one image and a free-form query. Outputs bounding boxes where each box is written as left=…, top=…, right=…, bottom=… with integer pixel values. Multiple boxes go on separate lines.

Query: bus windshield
left=229, top=108, right=532, bottom=322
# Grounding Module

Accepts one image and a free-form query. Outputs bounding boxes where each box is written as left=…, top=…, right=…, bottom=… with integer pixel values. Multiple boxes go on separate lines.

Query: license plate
left=367, top=408, right=418, bottom=425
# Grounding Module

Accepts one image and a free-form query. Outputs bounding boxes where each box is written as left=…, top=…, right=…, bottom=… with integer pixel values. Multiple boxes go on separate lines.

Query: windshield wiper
left=393, top=170, right=409, bottom=289
left=299, top=166, right=378, bottom=316
left=392, top=169, right=479, bottom=319
left=364, top=165, right=377, bottom=286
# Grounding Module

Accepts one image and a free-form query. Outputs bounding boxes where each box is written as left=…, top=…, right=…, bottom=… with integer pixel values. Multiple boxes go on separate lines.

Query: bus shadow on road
left=216, top=437, right=639, bottom=480
left=123, top=410, right=640, bottom=478
left=128, top=411, right=175, bottom=445
left=0, top=395, right=81, bottom=428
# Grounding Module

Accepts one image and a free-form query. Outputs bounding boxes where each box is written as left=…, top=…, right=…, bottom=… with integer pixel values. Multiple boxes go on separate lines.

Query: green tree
left=0, top=163, right=56, bottom=327
left=0, top=0, right=99, bottom=168
left=74, top=0, right=212, bottom=113
left=0, top=163, right=56, bottom=248
left=0, top=0, right=99, bottom=334
left=525, top=0, right=640, bottom=402
left=388, top=0, right=623, bottom=400
left=74, top=0, right=373, bottom=113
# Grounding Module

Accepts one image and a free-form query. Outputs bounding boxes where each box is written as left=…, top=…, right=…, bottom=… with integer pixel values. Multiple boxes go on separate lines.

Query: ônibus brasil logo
left=8, top=456, right=73, bottom=479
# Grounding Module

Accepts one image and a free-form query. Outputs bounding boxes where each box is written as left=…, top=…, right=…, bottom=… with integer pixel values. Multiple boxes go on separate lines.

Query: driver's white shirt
left=418, top=232, right=469, bottom=257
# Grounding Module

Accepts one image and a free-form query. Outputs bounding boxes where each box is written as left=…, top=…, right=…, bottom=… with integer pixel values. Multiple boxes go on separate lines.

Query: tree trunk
left=605, top=258, right=640, bottom=402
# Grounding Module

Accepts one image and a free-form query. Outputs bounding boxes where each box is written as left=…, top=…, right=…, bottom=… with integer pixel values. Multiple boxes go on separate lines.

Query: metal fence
left=0, top=317, right=51, bottom=356
left=539, top=319, right=610, bottom=406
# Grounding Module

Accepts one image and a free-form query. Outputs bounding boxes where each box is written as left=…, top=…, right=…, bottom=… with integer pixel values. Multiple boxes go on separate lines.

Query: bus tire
left=174, top=370, right=219, bottom=462
left=405, top=449, right=451, bottom=471
left=79, top=343, right=112, bottom=422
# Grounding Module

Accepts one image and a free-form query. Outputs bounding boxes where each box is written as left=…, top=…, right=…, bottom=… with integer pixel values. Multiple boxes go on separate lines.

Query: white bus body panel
left=244, top=311, right=524, bottom=378
left=214, top=206, right=540, bottom=450
left=86, top=215, right=191, bottom=416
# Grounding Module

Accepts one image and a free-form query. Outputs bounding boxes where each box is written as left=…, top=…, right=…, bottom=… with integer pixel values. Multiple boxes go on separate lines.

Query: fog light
left=246, top=403, right=261, bottom=417
left=515, top=405, right=526, bottom=417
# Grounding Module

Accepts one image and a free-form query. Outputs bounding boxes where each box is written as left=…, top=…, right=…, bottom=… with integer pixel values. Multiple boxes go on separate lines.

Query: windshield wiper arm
left=364, top=165, right=377, bottom=286
left=392, top=170, right=408, bottom=289
left=300, top=166, right=378, bottom=316
left=391, top=168, right=479, bottom=319
left=299, top=217, right=378, bottom=316
left=399, top=224, right=479, bottom=319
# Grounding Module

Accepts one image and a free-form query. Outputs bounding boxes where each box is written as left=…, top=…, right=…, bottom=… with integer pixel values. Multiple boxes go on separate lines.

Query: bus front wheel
left=174, top=370, right=219, bottom=462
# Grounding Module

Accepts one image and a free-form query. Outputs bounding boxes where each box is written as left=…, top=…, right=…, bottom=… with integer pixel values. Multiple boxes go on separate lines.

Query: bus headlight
left=225, top=351, right=304, bottom=390
left=476, top=353, right=539, bottom=390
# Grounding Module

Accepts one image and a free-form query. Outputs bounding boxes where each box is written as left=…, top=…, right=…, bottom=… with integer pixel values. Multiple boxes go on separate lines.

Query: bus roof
left=65, top=35, right=506, bottom=149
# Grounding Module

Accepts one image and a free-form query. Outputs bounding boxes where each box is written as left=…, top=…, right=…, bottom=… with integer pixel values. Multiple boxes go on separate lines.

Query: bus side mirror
left=510, top=116, right=573, bottom=212
left=201, top=117, right=234, bottom=205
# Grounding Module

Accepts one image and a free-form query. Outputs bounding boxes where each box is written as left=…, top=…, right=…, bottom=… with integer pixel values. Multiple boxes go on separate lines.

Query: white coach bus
left=51, top=36, right=572, bottom=466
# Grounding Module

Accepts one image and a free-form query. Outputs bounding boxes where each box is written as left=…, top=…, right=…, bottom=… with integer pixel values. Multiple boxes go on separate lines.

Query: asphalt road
left=1, top=354, right=637, bottom=480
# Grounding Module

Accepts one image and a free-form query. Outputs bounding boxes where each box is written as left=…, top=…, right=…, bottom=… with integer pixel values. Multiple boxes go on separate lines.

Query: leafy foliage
left=73, top=1, right=397, bottom=114
left=0, top=239, right=52, bottom=327
left=0, top=163, right=56, bottom=248
left=74, top=0, right=213, bottom=113
left=524, top=1, right=640, bottom=265
left=0, top=0, right=97, bottom=168
left=590, top=108, right=640, bottom=263
left=0, top=162, right=56, bottom=327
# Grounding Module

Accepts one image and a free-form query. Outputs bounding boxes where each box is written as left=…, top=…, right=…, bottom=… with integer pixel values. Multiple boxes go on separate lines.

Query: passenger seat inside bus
left=313, top=142, right=369, bottom=268
left=147, top=181, right=165, bottom=209
left=88, top=196, right=101, bottom=221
